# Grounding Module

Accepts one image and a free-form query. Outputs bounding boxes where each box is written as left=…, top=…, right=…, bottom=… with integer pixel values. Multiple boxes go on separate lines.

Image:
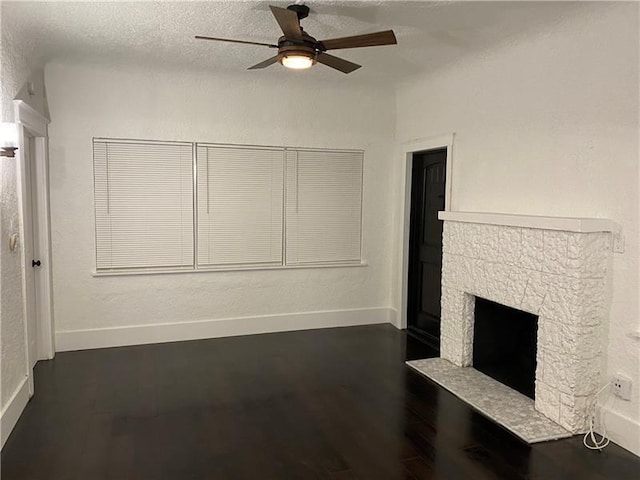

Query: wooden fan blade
left=316, top=53, right=361, bottom=74
left=195, top=35, right=278, bottom=48
left=320, top=30, right=397, bottom=50
left=248, top=56, right=279, bottom=70
left=269, top=5, right=303, bottom=41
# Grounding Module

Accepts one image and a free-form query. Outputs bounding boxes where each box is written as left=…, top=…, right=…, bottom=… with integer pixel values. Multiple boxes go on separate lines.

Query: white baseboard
left=388, top=308, right=401, bottom=329
left=56, top=307, right=393, bottom=352
left=1, top=375, right=30, bottom=448
left=598, top=404, right=640, bottom=456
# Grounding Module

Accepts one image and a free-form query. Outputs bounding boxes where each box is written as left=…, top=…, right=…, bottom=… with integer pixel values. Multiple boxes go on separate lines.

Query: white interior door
left=23, top=135, right=39, bottom=369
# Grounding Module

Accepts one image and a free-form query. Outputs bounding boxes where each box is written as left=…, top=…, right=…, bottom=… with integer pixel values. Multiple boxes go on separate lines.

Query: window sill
left=92, top=262, right=368, bottom=277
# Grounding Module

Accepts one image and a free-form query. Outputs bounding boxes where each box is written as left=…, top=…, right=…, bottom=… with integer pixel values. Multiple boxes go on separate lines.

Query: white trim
left=13, top=100, right=47, bottom=137
left=388, top=308, right=401, bottom=329
left=15, top=100, right=55, bottom=366
left=0, top=375, right=30, bottom=448
left=92, top=261, right=368, bottom=277
left=598, top=404, right=640, bottom=456
left=55, top=307, right=393, bottom=352
left=402, top=135, right=455, bottom=212
left=96, top=137, right=364, bottom=154
left=398, top=134, right=455, bottom=329
left=438, top=211, right=615, bottom=233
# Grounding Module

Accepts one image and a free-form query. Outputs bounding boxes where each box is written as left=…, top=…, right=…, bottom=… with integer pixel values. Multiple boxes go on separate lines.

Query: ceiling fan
left=195, top=4, right=397, bottom=74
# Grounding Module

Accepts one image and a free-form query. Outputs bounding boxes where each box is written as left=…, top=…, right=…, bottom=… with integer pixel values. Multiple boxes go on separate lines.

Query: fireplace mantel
left=438, top=211, right=614, bottom=233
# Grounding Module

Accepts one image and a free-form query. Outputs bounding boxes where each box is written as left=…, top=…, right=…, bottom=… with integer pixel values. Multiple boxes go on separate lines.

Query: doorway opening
left=406, top=148, right=446, bottom=350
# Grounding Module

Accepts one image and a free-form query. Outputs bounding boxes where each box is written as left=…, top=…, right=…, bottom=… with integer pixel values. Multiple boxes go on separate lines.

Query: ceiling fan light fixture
left=281, top=53, right=315, bottom=70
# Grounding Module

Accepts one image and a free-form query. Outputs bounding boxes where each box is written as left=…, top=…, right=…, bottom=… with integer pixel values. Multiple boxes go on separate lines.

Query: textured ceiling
left=2, top=1, right=584, bottom=83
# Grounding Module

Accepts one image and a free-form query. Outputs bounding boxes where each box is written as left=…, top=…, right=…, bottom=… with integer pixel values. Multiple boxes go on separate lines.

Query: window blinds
left=196, top=145, right=284, bottom=267
left=93, top=140, right=194, bottom=270
left=93, top=139, right=363, bottom=273
left=285, top=149, right=363, bottom=265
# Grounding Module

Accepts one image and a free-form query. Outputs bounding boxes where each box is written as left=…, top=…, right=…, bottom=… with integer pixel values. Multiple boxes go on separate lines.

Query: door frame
left=15, top=99, right=54, bottom=394
left=398, top=134, right=454, bottom=330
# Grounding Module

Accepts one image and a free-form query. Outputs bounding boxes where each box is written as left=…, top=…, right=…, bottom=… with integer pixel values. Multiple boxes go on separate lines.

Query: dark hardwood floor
left=2, top=325, right=638, bottom=479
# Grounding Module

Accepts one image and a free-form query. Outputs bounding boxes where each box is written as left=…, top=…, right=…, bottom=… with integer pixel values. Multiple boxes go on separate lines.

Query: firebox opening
left=472, top=297, right=538, bottom=399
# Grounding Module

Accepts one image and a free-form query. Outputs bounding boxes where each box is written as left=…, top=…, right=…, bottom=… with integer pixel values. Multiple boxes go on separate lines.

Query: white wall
left=46, top=61, right=396, bottom=344
left=0, top=149, right=27, bottom=409
left=393, top=3, right=639, bottom=453
left=1, top=17, right=47, bottom=123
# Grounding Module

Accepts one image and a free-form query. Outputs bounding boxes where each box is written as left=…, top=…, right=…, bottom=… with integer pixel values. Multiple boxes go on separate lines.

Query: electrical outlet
left=612, top=374, right=632, bottom=401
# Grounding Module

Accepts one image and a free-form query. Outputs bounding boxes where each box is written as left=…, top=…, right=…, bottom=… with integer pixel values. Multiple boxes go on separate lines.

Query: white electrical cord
left=583, top=381, right=612, bottom=451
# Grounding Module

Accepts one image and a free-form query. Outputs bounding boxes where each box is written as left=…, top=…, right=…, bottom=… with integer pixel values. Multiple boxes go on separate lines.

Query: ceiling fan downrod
left=287, top=4, right=310, bottom=21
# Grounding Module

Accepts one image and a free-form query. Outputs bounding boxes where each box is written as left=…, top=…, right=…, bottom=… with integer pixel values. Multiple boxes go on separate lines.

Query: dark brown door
left=407, top=149, right=446, bottom=349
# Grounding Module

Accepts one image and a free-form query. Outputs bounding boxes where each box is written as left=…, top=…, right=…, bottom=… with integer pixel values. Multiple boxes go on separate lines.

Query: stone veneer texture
left=440, top=221, right=611, bottom=433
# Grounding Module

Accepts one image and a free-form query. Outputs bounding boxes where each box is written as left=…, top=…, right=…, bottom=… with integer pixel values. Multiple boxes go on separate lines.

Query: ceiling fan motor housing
left=277, top=31, right=320, bottom=65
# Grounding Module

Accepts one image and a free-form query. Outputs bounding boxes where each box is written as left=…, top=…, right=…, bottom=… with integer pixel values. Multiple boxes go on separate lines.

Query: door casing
left=397, top=134, right=454, bottom=330
left=15, top=99, right=54, bottom=395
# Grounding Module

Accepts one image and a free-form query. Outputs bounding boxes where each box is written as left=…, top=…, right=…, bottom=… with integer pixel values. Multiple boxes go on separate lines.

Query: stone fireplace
left=438, top=211, right=614, bottom=433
